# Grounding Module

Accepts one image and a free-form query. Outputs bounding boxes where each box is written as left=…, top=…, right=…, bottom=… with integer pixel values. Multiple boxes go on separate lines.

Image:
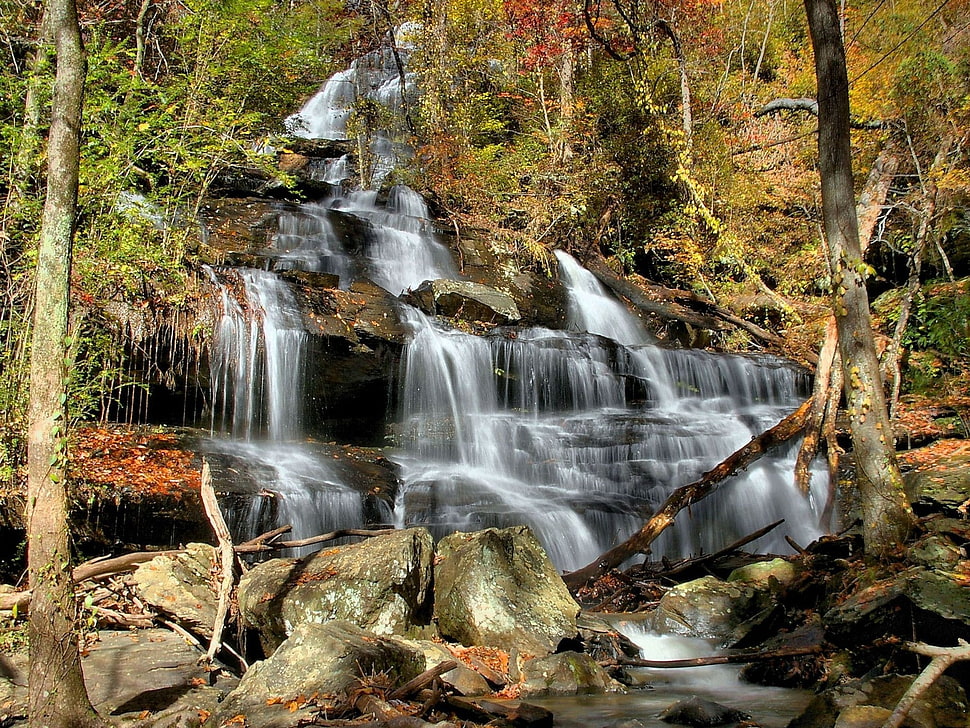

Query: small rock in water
left=659, top=696, right=751, bottom=727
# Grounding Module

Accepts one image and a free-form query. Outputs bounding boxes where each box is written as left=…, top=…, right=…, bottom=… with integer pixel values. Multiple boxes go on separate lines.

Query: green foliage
left=904, top=283, right=970, bottom=362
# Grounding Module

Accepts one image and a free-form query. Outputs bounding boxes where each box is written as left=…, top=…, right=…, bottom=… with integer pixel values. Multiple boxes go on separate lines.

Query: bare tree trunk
left=795, top=143, right=899, bottom=494
left=656, top=19, right=692, bottom=157
left=25, top=0, right=105, bottom=725
left=804, top=0, right=914, bottom=556
left=557, top=47, right=575, bottom=161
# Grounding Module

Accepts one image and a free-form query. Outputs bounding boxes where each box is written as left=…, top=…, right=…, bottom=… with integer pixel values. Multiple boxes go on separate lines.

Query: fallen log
left=610, top=643, right=821, bottom=668
left=200, top=459, right=237, bottom=664
left=446, top=697, right=553, bottom=728
left=564, top=398, right=812, bottom=589
left=387, top=661, right=458, bottom=701
left=0, top=526, right=398, bottom=614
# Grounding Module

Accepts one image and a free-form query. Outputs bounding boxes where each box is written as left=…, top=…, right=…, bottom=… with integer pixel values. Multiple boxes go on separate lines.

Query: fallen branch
left=387, top=660, right=458, bottom=701
left=234, top=527, right=398, bottom=553
left=882, top=639, right=970, bottom=728
left=564, top=398, right=812, bottom=589
left=610, top=643, right=821, bottom=668
left=200, top=459, right=236, bottom=665
left=647, top=519, right=785, bottom=579
left=755, top=97, right=885, bottom=129
left=1, top=526, right=398, bottom=614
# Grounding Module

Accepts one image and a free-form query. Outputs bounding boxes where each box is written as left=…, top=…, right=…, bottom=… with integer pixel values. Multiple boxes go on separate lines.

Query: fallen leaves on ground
left=70, top=426, right=201, bottom=499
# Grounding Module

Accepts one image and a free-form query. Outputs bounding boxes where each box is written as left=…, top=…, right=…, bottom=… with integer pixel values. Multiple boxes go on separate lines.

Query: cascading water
left=390, top=256, right=826, bottom=570
left=206, top=267, right=366, bottom=552
left=207, top=36, right=828, bottom=569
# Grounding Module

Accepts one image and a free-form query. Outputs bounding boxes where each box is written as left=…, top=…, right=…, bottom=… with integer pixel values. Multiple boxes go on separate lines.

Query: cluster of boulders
left=131, top=526, right=626, bottom=728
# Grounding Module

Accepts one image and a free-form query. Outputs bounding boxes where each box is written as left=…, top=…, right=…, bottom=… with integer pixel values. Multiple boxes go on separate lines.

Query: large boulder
left=238, top=528, right=434, bottom=652
left=518, top=652, right=621, bottom=696
left=649, top=575, right=778, bottom=647
left=132, top=543, right=219, bottom=638
left=434, top=526, right=580, bottom=657
left=405, top=280, right=521, bottom=325
left=216, top=620, right=425, bottom=728
left=788, top=673, right=969, bottom=728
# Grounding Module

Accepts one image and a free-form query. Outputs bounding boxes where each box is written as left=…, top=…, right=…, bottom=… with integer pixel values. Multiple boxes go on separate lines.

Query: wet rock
left=238, top=528, right=434, bottom=652
left=518, top=651, right=621, bottom=696
left=216, top=620, right=425, bottom=728
left=823, top=566, right=970, bottom=648
left=832, top=705, right=894, bottom=728
left=649, top=575, right=778, bottom=647
left=903, top=446, right=970, bottom=516
left=434, top=526, right=581, bottom=657
left=405, top=279, right=522, bottom=325
left=727, top=557, right=800, bottom=589
left=132, top=543, right=219, bottom=638
left=788, top=673, right=969, bottom=728
left=658, top=696, right=750, bottom=726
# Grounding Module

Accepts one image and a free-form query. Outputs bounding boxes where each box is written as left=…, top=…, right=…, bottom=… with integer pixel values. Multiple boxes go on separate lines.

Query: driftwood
left=200, top=459, right=236, bottom=664
left=387, top=661, right=458, bottom=701
left=0, top=525, right=398, bottom=614
left=446, top=697, right=553, bottom=728
left=564, top=398, right=812, bottom=589
left=882, top=640, right=970, bottom=728
left=610, top=643, right=821, bottom=668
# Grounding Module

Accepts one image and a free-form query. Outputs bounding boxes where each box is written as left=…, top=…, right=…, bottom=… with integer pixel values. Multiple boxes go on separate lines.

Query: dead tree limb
left=755, top=97, right=885, bottom=129
left=387, top=661, right=458, bottom=701
left=564, top=398, right=813, bottom=589
left=882, top=639, right=970, bottom=728
left=200, top=459, right=236, bottom=665
left=646, top=519, right=785, bottom=579
left=611, top=643, right=821, bottom=668
left=795, top=317, right=838, bottom=494
left=234, top=527, right=398, bottom=553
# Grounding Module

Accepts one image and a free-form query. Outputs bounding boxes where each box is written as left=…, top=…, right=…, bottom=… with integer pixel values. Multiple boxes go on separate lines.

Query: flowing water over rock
left=203, top=40, right=827, bottom=570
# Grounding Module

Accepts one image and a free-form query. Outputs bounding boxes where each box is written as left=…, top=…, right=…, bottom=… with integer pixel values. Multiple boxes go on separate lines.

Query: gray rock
left=659, top=696, right=750, bottom=726
left=406, top=279, right=521, bottom=324
left=788, top=674, right=969, bottom=728
left=518, top=651, right=622, bottom=696
left=132, top=543, right=219, bottom=638
left=434, top=526, right=580, bottom=657
left=650, top=575, right=778, bottom=647
left=82, top=628, right=237, bottom=718
left=239, top=528, right=434, bottom=652
left=216, top=620, right=425, bottom=728
left=400, top=639, right=492, bottom=696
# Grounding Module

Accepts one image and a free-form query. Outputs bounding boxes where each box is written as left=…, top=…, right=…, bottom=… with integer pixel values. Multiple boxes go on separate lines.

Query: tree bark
left=25, top=0, right=105, bottom=725
left=564, top=398, right=812, bottom=589
left=803, top=0, right=914, bottom=556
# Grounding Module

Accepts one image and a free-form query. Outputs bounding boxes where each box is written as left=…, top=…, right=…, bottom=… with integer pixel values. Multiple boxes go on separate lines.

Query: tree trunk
left=803, top=0, right=914, bottom=556
left=25, top=0, right=104, bottom=725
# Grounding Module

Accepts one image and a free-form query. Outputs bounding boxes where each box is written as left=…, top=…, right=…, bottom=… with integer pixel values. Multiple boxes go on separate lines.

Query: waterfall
left=555, top=250, right=652, bottom=347
left=205, top=42, right=828, bottom=568
left=207, top=267, right=365, bottom=552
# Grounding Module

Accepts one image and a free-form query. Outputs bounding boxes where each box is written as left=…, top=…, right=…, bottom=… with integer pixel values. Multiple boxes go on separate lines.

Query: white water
left=527, top=620, right=811, bottom=728
left=555, top=250, right=652, bottom=347
left=271, top=184, right=457, bottom=294
left=391, top=297, right=827, bottom=570
left=207, top=268, right=366, bottom=549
